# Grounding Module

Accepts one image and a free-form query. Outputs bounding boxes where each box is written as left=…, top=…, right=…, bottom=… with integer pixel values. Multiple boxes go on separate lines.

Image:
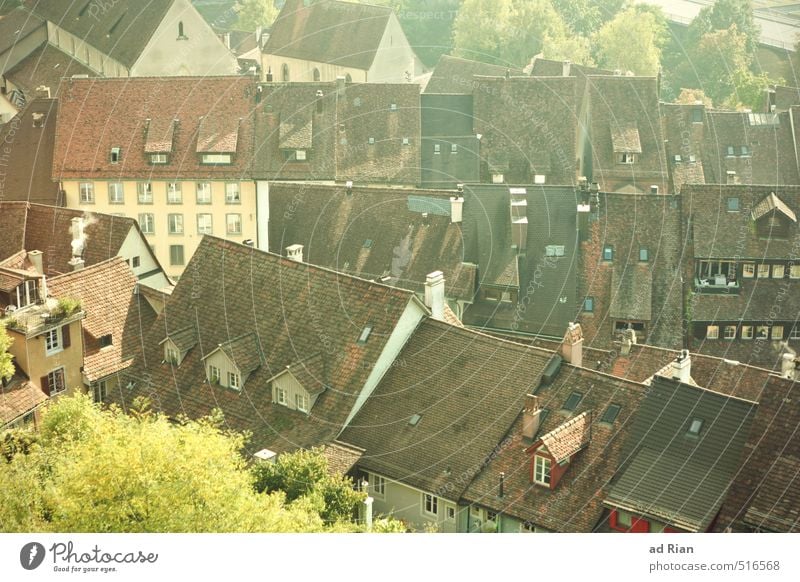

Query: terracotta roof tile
left=322, top=440, right=365, bottom=476
left=4, top=44, right=94, bottom=100
left=0, top=7, right=44, bottom=54
left=538, top=411, right=592, bottom=463
left=610, top=121, right=642, bottom=153
left=0, top=376, right=47, bottom=426
left=196, top=114, right=240, bottom=153
left=424, top=55, right=522, bottom=95
left=751, top=191, right=797, bottom=222
left=144, top=118, right=176, bottom=153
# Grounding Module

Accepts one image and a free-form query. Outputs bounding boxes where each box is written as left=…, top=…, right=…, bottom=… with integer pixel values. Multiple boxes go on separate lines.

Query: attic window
left=687, top=418, right=703, bottom=436
left=673, top=154, right=682, bottom=163
left=740, top=145, right=750, bottom=156
left=99, top=334, right=112, bottom=348
left=150, top=153, right=168, bottom=165
left=110, top=147, right=121, bottom=163
left=202, top=154, right=232, bottom=165
left=368, top=137, right=375, bottom=145
left=533, top=455, right=551, bottom=486
left=562, top=392, right=583, bottom=411
left=726, top=146, right=735, bottom=157
left=583, top=297, right=594, bottom=312
left=357, top=325, right=373, bottom=345
left=451, top=143, right=458, bottom=154
left=534, top=174, right=546, bottom=184
left=492, top=173, right=504, bottom=184
left=603, top=245, right=614, bottom=261
left=545, top=245, right=565, bottom=257
left=600, top=404, right=621, bottom=424
left=402, top=137, right=410, bottom=146
left=433, top=144, right=441, bottom=154
left=619, top=153, right=635, bottom=164
left=639, top=247, right=649, bottom=262
left=726, top=170, right=737, bottom=184
left=691, top=109, right=703, bottom=123
left=363, top=239, right=373, bottom=248
left=409, top=413, right=422, bottom=426
left=389, top=103, right=397, bottom=111
left=727, top=197, right=740, bottom=212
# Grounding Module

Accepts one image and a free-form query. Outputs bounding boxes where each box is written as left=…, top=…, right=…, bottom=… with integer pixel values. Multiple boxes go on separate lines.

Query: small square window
left=743, top=264, right=755, bottom=278
left=639, top=247, right=649, bottom=262
left=740, top=145, right=750, bottom=156
left=451, top=143, right=458, bottom=154
left=727, top=197, right=740, bottom=212
left=619, top=153, right=635, bottom=164
left=402, top=137, right=410, bottom=146
left=791, top=265, right=800, bottom=279
left=727, top=146, right=735, bottom=156
left=773, top=325, right=784, bottom=340
left=131, top=256, right=140, bottom=268
left=603, top=246, right=614, bottom=261
left=562, top=391, right=583, bottom=411
left=169, top=244, right=184, bottom=266
left=756, top=325, right=769, bottom=339
left=758, top=264, right=770, bottom=278
left=295, top=150, right=307, bottom=161
left=433, top=143, right=441, bottom=154
left=99, top=334, right=113, bottom=347
left=583, top=297, right=594, bottom=312
left=389, top=103, right=397, bottom=111
left=691, top=109, right=703, bottom=123
left=687, top=418, right=703, bottom=436
left=724, top=325, right=737, bottom=339
left=706, top=325, right=719, bottom=339
left=534, top=174, right=546, bottom=184
left=790, top=326, right=800, bottom=340
left=741, top=325, right=753, bottom=340
left=368, top=137, right=375, bottom=145
left=492, top=173, right=504, bottom=184
left=110, top=147, right=121, bottom=163
left=772, top=264, right=785, bottom=278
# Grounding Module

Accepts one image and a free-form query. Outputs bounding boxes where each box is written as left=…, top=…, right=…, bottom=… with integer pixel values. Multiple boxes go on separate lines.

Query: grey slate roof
left=609, top=264, right=653, bottom=321
left=424, top=55, right=523, bottom=95
left=606, top=375, right=757, bottom=532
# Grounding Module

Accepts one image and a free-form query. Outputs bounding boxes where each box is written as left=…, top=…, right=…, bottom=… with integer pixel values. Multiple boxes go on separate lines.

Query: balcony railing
left=694, top=277, right=740, bottom=294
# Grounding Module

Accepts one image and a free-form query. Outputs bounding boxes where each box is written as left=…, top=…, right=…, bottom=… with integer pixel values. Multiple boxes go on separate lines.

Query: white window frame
left=226, top=213, right=242, bottom=235
left=137, top=182, right=153, bottom=204
left=492, top=173, right=504, bottom=184
left=790, top=326, right=800, bottom=340
left=197, top=213, right=213, bottom=235
left=108, top=182, right=124, bottom=204
left=742, top=263, right=755, bottom=278
left=724, top=325, right=737, bottom=340
left=706, top=325, right=719, bottom=339
left=201, top=153, right=232, bottom=165
left=772, top=264, right=785, bottom=279
left=208, top=364, right=220, bottom=383
left=196, top=182, right=212, bottom=204
left=741, top=325, right=753, bottom=340
left=150, top=153, right=168, bottom=165
left=370, top=474, right=386, bottom=499
left=294, top=149, right=307, bottom=161
left=47, top=367, right=66, bottom=395
left=772, top=325, right=784, bottom=340
left=790, top=265, right=800, bottom=279
left=138, top=213, right=155, bottom=234
left=45, top=327, right=62, bottom=355
left=756, top=325, right=769, bottom=339
left=295, top=393, right=309, bottom=413
left=534, top=174, right=546, bottom=184
left=79, top=182, right=95, bottom=204
left=165, top=345, right=180, bottom=364
left=228, top=371, right=241, bottom=390
left=167, top=182, right=182, bottom=204
left=225, top=182, right=241, bottom=204
left=422, top=493, right=439, bottom=517
left=533, top=455, right=551, bottom=486
left=168, top=213, right=184, bottom=235
left=619, top=153, right=635, bottom=164
left=276, top=386, right=288, bottom=406
left=757, top=264, right=770, bottom=278
left=445, top=505, right=456, bottom=522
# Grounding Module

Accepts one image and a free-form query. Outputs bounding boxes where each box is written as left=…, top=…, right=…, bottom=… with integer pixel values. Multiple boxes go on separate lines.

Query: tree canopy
left=592, top=6, right=666, bottom=76
left=0, top=323, right=13, bottom=384
left=234, top=0, right=279, bottom=32
left=0, top=395, right=374, bottom=532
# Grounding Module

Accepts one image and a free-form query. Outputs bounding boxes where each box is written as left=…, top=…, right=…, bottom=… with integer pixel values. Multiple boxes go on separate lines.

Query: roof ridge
left=48, top=255, right=129, bottom=282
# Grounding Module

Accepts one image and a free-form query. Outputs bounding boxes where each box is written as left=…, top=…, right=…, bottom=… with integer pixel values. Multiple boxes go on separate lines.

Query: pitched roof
left=47, top=257, right=156, bottom=382
left=684, top=185, right=800, bottom=260
left=538, top=411, right=592, bottom=463
left=4, top=43, right=94, bottom=100
left=321, top=441, right=365, bottom=476
left=471, top=76, right=578, bottom=185
left=278, top=114, right=313, bottom=149
left=0, top=7, right=44, bottom=55
left=606, top=375, right=757, bottom=532
left=424, top=55, right=522, bottom=94
left=53, top=77, right=256, bottom=180
left=25, top=0, right=174, bottom=69
left=107, top=236, right=418, bottom=454
left=714, top=374, right=800, bottom=532
left=0, top=375, right=47, bottom=427
left=610, top=121, right=642, bottom=153
left=751, top=191, right=797, bottom=222
left=0, top=99, right=61, bottom=205
left=144, top=118, right=176, bottom=154
left=0, top=202, right=135, bottom=275
left=267, top=182, right=475, bottom=302
left=160, top=326, right=198, bottom=353
left=209, top=332, right=264, bottom=378
left=341, top=319, right=553, bottom=497
left=462, top=365, right=646, bottom=532
left=277, top=352, right=327, bottom=396
left=609, top=264, right=652, bottom=321
left=263, top=0, right=392, bottom=70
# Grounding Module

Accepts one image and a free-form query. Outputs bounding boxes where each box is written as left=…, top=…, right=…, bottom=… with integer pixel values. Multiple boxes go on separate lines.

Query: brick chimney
left=522, top=394, right=542, bottom=440
left=286, top=244, right=303, bottom=263
left=424, top=271, right=445, bottom=321
left=561, top=322, right=583, bottom=368
left=562, top=60, right=571, bottom=77
left=672, top=349, right=692, bottom=383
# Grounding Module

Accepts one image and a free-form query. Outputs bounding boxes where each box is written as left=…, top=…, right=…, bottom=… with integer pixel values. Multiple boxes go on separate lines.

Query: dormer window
left=208, top=365, right=220, bottom=383
left=201, top=154, right=232, bottom=165
left=600, top=404, right=621, bottom=424
left=389, top=103, right=397, bottom=111
left=110, top=147, right=121, bottom=163
left=726, top=146, right=735, bottom=156
left=639, top=247, right=649, bottom=262
left=357, top=325, right=373, bottom=345
left=15, top=279, right=40, bottom=307
left=368, top=137, right=375, bottom=146
left=451, top=143, right=458, bottom=154
left=740, top=145, right=750, bottom=156
left=402, top=137, right=410, bottom=146
left=228, top=371, right=241, bottom=390
left=619, top=153, right=635, bottom=164
left=433, top=144, right=441, bottom=154
left=296, top=393, right=309, bottom=413
left=534, top=174, right=546, bottom=184
left=165, top=345, right=179, bottom=364
left=150, top=153, right=168, bottom=164
left=533, top=455, right=551, bottom=486
left=268, top=353, right=325, bottom=413
left=492, top=173, right=504, bottom=184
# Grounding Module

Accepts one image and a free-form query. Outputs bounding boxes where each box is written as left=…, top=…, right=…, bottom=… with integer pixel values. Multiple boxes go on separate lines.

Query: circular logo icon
left=20, top=542, right=46, bottom=570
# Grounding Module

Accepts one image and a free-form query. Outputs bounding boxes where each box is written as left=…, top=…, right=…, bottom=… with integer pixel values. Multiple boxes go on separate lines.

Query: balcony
left=694, top=276, right=740, bottom=294
left=1, top=297, right=84, bottom=338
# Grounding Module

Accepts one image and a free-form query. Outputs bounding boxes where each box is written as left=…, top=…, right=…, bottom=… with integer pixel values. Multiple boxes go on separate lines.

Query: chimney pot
left=450, top=195, right=464, bottom=224
left=425, top=271, right=446, bottom=321
left=28, top=250, right=44, bottom=275
left=499, top=472, right=505, bottom=497
left=522, top=394, right=542, bottom=440
left=561, top=322, right=583, bottom=368
left=672, top=349, right=692, bottom=383
left=286, top=244, right=304, bottom=263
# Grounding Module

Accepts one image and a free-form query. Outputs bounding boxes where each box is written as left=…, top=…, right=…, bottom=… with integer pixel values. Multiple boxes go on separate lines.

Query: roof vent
left=409, top=413, right=422, bottom=426
left=286, top=244, right=303, bottom=263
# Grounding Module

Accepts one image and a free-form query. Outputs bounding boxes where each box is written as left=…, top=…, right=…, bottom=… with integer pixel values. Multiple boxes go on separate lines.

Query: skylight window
left=409, top=413, right=421, bottom=426
left=562, top=392, right=583, bottom=411
left=601, top=404, right=621, bottom=424
left=687, top=418, right=704, bottom=436
left=363, top=239, right=373, bottom=249
left=357, top=325, right=373, bottom=345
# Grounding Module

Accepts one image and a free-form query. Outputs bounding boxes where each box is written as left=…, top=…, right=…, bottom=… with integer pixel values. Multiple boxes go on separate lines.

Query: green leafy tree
left=675, top=88, right=713, bottom=108
left=0, top=395, right=361, bottom=532
left=252, top=447, right=365, bottom=523
left=687, top=0, right=759, bottom=58
left=388, top=0, right=460, bottom=67
left=592, top=6, right=664, bottom=75
left=452, top=0, right=571, bottom=67
left=550, top=0, right=602, bottom=36
left=235, top=0, right=279, bottom=32
left=542, top=32, right=594, bottom=66
left=688, top=25, right=751, bottom=106
left=0, top=323, right=12, bottom=384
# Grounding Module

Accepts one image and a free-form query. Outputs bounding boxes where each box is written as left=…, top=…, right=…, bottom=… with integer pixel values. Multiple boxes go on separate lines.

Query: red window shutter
left=62, top=324, right=71, bottom=348
left=630, top=517, right=650, bottom=533
left=609, top=509, right=619, bottom=530
left=40, top=375, right=50, bottom=396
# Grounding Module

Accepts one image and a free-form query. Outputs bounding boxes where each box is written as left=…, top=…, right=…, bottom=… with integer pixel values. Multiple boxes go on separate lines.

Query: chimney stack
left=672, top=349, right=692, bottom=384
left=522, top=394, right=542, bottom=440
left=499, top=472, right=505, bottom=498
left=450, top=195, right=464, bottom=224
left=68, top=257, right=85, bottom=271
left=34, top=85, right=51, bottom=99
left=562, top=60, right=571, bottom=77
left=286, top=244, right=304, bottom=263
left=561, top=322, right=583, bottom=368
left=28, top=250, right=44, bottom=275
left=424, top=271, right=446, bottom=321
left=336, top=75, right=346, bottom=94
left=781, top=353, right=799, bottom=381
